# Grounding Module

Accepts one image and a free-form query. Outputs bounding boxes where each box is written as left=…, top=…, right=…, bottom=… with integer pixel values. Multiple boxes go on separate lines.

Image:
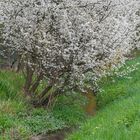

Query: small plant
left=0, top=115, right=14, bottom=135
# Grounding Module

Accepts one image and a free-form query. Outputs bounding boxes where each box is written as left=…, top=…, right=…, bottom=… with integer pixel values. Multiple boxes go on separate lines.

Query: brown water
left=83, top=91, right=96, bottom=116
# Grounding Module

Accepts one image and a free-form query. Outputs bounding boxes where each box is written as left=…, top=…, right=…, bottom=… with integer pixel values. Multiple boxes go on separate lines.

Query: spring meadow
left=0, top=0, right=140, bottom=139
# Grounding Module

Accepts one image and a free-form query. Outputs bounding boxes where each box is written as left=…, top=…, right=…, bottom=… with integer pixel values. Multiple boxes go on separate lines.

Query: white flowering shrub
left=130, top=8, right=140, bottom=50
left=133, top=24, right=140, bottom=50
left=0, top=0, right=139, bottom=106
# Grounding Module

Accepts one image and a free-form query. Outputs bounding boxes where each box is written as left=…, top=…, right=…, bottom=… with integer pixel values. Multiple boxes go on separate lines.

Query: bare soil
left=31, top=128, right=73, bottom=140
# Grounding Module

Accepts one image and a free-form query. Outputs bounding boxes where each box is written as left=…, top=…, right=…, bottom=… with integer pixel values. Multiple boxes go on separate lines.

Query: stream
left=31, top=92, right=96, bottom=140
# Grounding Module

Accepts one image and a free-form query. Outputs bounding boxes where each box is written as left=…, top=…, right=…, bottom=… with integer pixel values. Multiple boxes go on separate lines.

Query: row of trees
left=0, top=0, right=139, bottom=106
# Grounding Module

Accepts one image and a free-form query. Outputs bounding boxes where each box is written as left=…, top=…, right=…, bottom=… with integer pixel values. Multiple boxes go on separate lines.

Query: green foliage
left=68, top=93, right=140, bottom=140
left=97, top=56, right=140, bottom=108
left=67, top=56, right=140, bottom=140
left=3, top=56, right=140, bottom=140
left=53, top=94, right=86, bottom=126
left=0, top=79, right=17, bottom=100
left=21, top=113, right=66, bottom=134
left=0, top=115, right=14, bottom=133
left=0, top=71, right=24, bottom=100
left=0, top=70, right=86, bottom=139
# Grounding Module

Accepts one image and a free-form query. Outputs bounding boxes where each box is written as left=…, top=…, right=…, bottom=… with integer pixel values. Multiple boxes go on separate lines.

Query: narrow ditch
left=31, top=92, right=96, bottom=140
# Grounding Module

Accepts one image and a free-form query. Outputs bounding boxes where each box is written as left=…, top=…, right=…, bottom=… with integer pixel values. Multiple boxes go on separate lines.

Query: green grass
left=1, top=56, right=140, bottom=140
left=0, top=70, right=86, bottom=139
left=67, top=57, right=140, bottom=140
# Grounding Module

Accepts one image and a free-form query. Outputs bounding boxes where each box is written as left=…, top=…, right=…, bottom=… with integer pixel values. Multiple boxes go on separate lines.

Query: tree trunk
left=29, top=73, right=43, bottom=94
left=24, top=65, right=34, bottom=96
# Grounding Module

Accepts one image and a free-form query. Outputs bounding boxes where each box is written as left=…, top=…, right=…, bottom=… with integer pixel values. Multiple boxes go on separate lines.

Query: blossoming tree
left=0, top=0, right=139, bottom=106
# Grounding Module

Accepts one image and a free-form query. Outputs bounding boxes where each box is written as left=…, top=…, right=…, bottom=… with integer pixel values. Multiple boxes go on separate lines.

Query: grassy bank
left=67, top=57, right=140, bottom=140
left=0, top=71, right=86, bottom=139
left=1, top=56, right=140, bottom=140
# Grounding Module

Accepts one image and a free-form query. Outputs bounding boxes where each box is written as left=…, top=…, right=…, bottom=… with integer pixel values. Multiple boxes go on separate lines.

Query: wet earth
left=31, top=128, right=73, bottom=140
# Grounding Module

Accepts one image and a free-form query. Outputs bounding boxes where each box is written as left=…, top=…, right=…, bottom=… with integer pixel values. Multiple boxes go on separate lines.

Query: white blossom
left=0, top=0, right=139, bottom=102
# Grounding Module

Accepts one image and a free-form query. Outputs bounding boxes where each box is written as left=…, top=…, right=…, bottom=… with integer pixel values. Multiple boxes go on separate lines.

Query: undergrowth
left=67, top=56, right=140, bottom=140
left=1, top=56, right=140, bottom=140
left=0, top=70, right=86, bottom=139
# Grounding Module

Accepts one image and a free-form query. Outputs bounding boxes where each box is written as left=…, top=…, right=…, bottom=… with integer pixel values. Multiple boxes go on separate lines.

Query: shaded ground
left=31, top=128, right=73, bottom=140
left=31, top=89, right=97, bottom=140
left=0, top=70, right=86, bottom=139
